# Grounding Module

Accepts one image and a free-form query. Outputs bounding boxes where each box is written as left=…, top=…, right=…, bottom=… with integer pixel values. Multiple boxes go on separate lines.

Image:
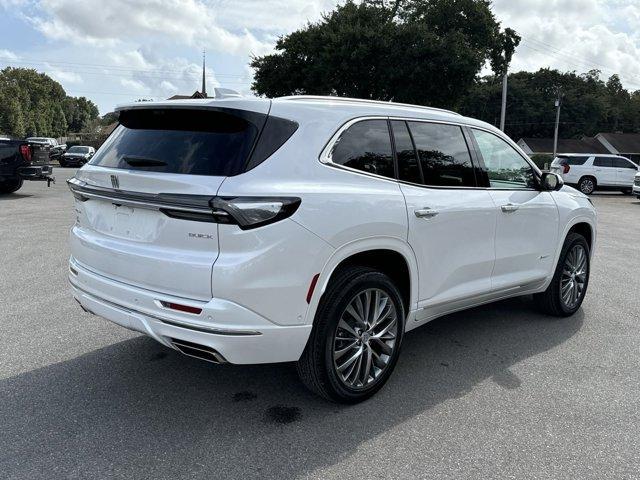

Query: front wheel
left=534, top=233, right=590, bottom=316
left=297, top=267, right=405, bottom=403
left=0, top=177, right=24, bottom=194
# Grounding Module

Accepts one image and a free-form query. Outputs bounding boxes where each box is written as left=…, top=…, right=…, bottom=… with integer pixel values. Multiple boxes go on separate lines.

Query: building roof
left=519, top=137, right=609, bottom=154
left=167, top=91, right=207, bottom=100
left=596, top=132, right=640, bottom=153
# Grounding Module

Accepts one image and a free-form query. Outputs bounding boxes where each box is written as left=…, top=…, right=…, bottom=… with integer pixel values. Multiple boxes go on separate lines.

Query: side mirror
left=541, top=172, right=563, bottom=191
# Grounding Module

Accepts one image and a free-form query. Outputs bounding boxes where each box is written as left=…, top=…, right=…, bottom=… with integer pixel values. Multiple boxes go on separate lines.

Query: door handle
left=414, top=208, right=439, bottom=218
left=501, top=203, right=520, bottom=213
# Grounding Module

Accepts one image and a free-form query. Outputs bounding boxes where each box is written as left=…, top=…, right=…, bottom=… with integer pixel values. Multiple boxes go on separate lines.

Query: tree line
left=251, top=0, right=640, bottom=141
left=0, top=67, right=100, bottom=139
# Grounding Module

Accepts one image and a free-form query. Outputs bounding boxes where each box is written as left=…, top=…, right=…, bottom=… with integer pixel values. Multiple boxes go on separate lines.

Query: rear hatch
left=69, top=102, right=270, bottom=300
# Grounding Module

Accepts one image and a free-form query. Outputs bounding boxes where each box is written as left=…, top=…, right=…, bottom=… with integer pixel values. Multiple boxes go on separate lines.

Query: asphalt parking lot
left=1, top=168, right=639, bottom=479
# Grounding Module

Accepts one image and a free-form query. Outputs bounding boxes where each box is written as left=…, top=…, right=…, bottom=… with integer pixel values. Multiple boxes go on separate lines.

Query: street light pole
left=552, top=88, right=562, bottom=158
left=499, top=72, right=508, bottom=131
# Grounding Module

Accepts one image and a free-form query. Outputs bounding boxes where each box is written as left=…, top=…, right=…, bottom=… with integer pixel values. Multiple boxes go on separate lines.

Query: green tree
left=0, top=67, right=99, bottom=137
left=251, top=0, right=520, bottom=109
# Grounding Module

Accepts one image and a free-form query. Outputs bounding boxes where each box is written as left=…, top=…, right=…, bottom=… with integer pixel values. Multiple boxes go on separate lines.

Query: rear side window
left=331, top=120, right=395, bottom=179
left=90, top=109, right=261, bottom=176
left=407, top=122, right=476, bottom=187
left=612, top=157, right=636, bottom=169
left=593, top=157, right=613, bottom=168
left=391, top=120, right=421, bottom=184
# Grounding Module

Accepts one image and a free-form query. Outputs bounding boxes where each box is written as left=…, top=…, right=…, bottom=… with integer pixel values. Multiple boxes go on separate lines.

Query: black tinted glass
left=408, top=122, right=475, bottom=187
left=612, top=158, right=635, bottom=168
left=331, top=120, right=394, bottom=179
left=90, top=109, right=260, bottom=176
left=391, top=120, right=421, bottom=184
left=593, top=157, right=613, bottom=167
left=564, top=156, right=589, bottom=165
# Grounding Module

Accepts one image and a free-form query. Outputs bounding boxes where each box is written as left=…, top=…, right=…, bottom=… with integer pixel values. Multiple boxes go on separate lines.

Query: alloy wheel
left=560, top=244, right=588, bottom=309
left=580, top=179, right=594, bottom=194
left=332, top=288, right=398, bottom=389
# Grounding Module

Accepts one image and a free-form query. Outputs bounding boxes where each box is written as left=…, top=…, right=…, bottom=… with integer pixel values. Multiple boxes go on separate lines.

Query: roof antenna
left=201, top=49, right=207, bottom=98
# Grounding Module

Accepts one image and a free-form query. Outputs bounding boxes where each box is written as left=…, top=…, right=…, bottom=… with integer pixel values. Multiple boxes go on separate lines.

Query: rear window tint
left=90, top=109, right=261, bottom=176
left=593, top=157, right=613, bottom=167
left=556, top=156, right=589, bottom=166
left=331, top=119, right=395, bottom=179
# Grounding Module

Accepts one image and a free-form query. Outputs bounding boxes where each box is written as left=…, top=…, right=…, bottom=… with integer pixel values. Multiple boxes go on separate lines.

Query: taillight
left=562, top=164, right=570, bottom=174
left=20, top=144, right=32, bottom=163
left=210, top=197, right=301, bottom=230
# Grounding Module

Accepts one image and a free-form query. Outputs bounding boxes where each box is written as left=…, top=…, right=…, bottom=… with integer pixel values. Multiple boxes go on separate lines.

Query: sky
left=2, top=0, right=640, bottom=115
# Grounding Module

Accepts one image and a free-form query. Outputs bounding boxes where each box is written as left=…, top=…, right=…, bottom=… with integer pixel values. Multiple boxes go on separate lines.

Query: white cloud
left=46, top=67, right=83, bottom=84
left=31, top=0, right=273, bottom=56
left=0, top=49, right=18, bottom=60
left=492, top=0, right=640, bottom=90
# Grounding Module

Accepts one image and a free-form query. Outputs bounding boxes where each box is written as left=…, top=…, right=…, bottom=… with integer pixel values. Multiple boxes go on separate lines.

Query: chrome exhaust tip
left=168, top=338, right=227, bottom=364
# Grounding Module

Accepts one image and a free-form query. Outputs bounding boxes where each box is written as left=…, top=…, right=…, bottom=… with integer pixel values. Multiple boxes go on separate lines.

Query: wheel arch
left=305, top=237, right=419, bottom=326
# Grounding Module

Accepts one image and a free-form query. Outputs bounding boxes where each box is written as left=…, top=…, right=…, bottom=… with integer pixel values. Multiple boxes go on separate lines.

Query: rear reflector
left=160, top=301, right=202, bottom=315
left=306, top=273, right=320, bottom=304
left=563, top=164, right=570, bottom=174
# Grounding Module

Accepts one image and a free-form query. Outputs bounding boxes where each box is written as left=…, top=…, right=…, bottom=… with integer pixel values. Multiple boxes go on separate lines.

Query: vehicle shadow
left=0, top=193, right=33, bottom=201
left=0, top=297, right=582, bottom=479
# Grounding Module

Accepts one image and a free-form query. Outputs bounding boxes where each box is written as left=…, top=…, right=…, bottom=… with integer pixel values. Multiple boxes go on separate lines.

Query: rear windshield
left=69, top=146, right=90, bottom=153
left=89, top=109, right=260, bottom=176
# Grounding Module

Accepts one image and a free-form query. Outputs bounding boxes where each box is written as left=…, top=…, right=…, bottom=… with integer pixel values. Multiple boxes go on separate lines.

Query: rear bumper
left=18, top=164, right=54, bottom=181
left=69, top=257, right=312, bottom=364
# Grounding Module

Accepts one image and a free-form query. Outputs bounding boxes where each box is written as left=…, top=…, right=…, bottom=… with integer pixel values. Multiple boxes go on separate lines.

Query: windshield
left=68, top=146, right=90, bottom=153
left=89, top=108, right=260, bottom=176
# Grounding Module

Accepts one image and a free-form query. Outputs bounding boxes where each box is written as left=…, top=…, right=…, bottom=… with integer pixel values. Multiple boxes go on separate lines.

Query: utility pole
left=552, top=87, right=563, bottom=158
left=499, top=72, right=508, bottom=131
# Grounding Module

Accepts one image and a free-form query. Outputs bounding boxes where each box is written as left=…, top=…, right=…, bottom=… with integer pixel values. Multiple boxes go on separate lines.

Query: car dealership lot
left=1, top=169, right=639, bottom=480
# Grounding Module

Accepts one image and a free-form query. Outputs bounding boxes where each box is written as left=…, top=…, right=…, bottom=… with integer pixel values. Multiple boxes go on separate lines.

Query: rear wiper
left=122, top=156, right=167, bottom=167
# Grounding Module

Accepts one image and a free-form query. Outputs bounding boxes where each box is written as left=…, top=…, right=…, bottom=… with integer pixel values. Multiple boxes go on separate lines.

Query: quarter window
left=472, top=129, right=536, bottom=189
left=331, top=120, right=395, bottom=179
left=407, top=122, right=476, bottom=187
left=391, top=120, right=421, bottom=184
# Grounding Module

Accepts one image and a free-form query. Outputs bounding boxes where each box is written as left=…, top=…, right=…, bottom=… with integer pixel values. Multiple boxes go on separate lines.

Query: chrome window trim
left=318, top=115, right=542, bottom=191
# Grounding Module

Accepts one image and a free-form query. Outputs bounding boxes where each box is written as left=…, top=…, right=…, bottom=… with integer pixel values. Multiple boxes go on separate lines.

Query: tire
left=578, top=176, right=596, bottom=195
left=534, top=232, right=590, bottom=317
left=621, top=188, right=632, bottom=195
left=0, top=177, right=24, bottom=194
left=297, top=266, right=405, bottom=403
left=58, top=159, right=67, bottom=168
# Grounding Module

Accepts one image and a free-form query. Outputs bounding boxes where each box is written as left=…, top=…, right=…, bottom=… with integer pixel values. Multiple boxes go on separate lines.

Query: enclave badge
left=110, top=175, right=120, bottom=189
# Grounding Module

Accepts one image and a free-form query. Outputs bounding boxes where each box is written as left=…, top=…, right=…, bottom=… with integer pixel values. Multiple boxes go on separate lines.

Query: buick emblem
left=110, top=174, right=120, bottom=189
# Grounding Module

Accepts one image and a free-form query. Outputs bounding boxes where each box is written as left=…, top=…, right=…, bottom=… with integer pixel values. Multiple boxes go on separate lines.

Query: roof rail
left=277, top=95, right=461, bottom=116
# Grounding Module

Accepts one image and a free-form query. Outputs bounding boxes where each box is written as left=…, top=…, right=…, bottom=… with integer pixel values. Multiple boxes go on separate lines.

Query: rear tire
left=534, top=233, right=590, bottom=317
left=0, top=177, right=23, bottom=194
left=621, top=188, right=632, bottom=195
left=58, top=159, right=67, bottom=168
left=578, top=176, right=596, bottom=195
left=297, top=266, right=405, bottom=403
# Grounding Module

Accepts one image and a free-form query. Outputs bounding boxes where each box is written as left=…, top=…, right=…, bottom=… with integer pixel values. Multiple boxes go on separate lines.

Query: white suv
left=550, top=153, right=638, bottom=195
left=68, top=96, right=596, bottom=402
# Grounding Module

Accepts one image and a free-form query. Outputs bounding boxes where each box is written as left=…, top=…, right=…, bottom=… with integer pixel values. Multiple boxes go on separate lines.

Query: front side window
left=331, top=120, right=395, bottom=179
left=472, top=129, right=536, bottom=189
left=408, top=122, right=476, bottom=187
left=612, top=157, right=636, bottom=169
left=593, top=157, right=613, bottom=168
